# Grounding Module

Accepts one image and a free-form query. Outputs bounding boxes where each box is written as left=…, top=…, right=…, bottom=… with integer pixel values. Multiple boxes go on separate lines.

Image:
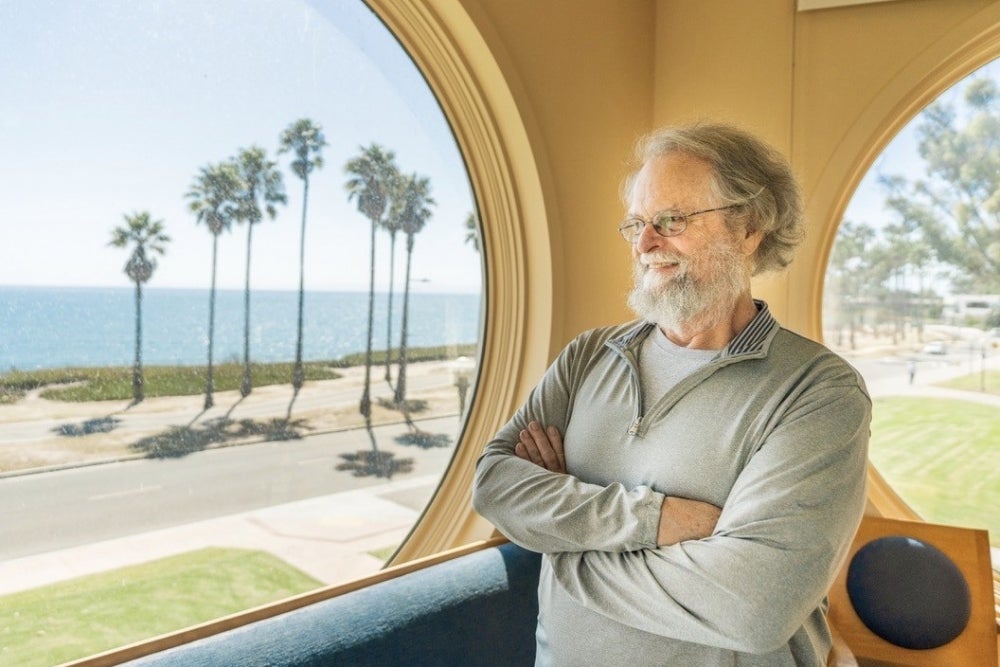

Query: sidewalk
left=0, top=473, right=441, bottom=597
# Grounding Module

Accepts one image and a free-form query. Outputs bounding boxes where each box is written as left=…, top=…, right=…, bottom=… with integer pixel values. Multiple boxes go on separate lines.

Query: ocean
left=0, top=286, right=482, bottom=371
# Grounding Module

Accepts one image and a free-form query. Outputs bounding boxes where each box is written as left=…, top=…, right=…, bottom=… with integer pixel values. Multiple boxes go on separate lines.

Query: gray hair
left=622, top=123, right=805, bottom=275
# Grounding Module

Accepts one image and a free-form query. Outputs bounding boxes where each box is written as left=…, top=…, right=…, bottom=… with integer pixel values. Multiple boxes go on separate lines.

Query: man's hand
left=657, top=496, right=722, bottom=546
left=514, top=421, right=566, bottom=473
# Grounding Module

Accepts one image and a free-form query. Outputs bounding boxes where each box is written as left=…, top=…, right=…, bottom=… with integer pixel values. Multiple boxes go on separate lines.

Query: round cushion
left=846, top=536, right=971, bottom=649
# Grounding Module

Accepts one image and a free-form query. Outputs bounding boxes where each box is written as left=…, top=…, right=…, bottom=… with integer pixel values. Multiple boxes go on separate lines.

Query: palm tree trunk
left=240, top=223, right=254, bottom=397
left=394, top=235, right=415, bottom=406
left=292, top=177, right=309, bottom=394
left=361, top=216, right=381, bottom=470
left=384, top=230, right=397, bottom=388
left=132, top=279, right=144, bottom=404
left=204, top=235, right=219, bottom=410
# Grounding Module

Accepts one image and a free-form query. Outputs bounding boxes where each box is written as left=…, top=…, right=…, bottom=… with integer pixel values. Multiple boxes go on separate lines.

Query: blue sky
left=836, top=58, right=1000, bottom=294
left=842, top=59, right=1000, bottom=233
left=0, top=0, right=480, bottom=293
left=2, top=2, right=995, bottom=295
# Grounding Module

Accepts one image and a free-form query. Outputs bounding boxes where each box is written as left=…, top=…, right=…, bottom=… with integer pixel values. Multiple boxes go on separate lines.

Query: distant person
left=908, top=359, right=917, bottom=385
left=473, top=122, right=871, bottom=666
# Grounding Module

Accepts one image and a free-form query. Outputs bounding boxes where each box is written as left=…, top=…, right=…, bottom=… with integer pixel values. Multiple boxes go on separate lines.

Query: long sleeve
left=548, top=380, right=871, bottom=654
left=471, top=331, right=664, bottom=554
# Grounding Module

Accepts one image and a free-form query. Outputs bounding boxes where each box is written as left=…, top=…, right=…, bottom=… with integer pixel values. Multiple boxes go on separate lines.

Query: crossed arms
left=514, top=420, right=721, bottom=546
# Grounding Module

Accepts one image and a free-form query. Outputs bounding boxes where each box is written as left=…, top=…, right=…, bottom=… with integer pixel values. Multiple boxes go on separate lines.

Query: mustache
left=637, top=251, right=687, bottom=266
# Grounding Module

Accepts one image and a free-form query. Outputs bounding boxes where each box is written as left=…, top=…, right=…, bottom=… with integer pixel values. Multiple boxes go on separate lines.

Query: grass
left=0, top=362, right=340, bottom=403
left=940, top=369, right=1000, bottom=395
left=0, top=344, right=477, bottom=403
left=334, top=343, right=477, bottom=368
left=368, top=545, right=400, bottom=562
left=0, top=547, right=322, bottom=667
left=870, top=396, right=1000, bottom=547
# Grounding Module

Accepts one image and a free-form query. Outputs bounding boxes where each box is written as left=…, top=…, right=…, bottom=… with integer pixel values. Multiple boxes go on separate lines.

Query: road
left=846, top=346, right=1000, bottom=397
left=0, top=414, right=458, bottom=561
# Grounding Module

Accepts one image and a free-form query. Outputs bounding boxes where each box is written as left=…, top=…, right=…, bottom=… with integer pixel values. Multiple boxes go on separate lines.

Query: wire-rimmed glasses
left=617, top=204, right=742, bottom=243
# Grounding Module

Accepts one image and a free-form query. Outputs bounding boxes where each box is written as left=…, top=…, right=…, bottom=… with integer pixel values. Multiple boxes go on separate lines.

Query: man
left=472, top=123, right=870, bottom=666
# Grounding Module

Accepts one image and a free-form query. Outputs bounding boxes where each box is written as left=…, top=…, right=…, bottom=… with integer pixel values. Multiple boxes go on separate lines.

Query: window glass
left=823, top=60, right=1000, bottom=555
left=0, top=1, right=482, bottom=663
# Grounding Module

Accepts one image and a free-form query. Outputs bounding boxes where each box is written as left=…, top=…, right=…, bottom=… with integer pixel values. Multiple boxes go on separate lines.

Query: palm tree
left=233, top=145, right=287, bottom=397
left=380, top=167, right=404, bottom=389
left=187, top=160, right=241, bottom=410
left=394, top=173, right=435, bottom=406
left=345, top=143, right=398, bottom=463
left=464, top=211, right=480, bottom=253
left=108, top=212, right=170, bottom=405
left=278, top=119, right=327, bottom=411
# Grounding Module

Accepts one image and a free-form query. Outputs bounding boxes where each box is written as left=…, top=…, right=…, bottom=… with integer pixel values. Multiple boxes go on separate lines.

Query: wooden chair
left=828, top=515, right=997, bottom=667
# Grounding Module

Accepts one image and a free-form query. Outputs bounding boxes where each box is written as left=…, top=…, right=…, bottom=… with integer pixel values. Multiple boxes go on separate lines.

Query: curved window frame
left=810, top=12, right=1000, bottom=521
left=367, top=0, right=554, bottom=561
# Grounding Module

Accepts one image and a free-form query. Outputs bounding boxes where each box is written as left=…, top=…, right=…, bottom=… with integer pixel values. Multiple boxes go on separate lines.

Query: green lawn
left=0, top=361, right=342, bottom=403
left=870, top=396, right=1000, bottom=547
left=0, top=343, right=478, bottom=403
left=940, top=368, right=1000, bottom=395
left=0, top=547, right=322, bottom=667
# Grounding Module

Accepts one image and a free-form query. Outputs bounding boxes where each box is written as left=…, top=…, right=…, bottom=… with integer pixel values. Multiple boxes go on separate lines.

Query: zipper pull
left=628, top=416, right=642, bottom=436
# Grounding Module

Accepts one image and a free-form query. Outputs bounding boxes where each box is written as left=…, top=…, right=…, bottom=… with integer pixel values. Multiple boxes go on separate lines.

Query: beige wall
left=461, top=0, right=656, bottom=356
left=462, top=0, right=1000, bottom=345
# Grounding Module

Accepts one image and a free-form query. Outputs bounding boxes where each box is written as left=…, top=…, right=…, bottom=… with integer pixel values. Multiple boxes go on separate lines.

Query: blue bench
left=125, top=541, right=541, bottom=666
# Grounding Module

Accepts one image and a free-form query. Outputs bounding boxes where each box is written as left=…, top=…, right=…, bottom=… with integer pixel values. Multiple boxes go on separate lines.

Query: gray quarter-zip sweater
left=472, top=302, right=870, bottom=666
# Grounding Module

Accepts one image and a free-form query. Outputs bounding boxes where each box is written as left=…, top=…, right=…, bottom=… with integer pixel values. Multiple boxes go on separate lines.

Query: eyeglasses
left=617, top=204, right=742, bottom=243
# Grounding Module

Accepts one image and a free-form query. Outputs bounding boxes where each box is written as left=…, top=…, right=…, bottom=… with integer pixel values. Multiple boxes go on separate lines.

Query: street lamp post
left=451, top=356, right=475, bottom=419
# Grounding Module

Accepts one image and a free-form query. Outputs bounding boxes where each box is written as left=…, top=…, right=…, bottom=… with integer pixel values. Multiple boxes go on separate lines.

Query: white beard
left=627, top=239, right=747, bottom=333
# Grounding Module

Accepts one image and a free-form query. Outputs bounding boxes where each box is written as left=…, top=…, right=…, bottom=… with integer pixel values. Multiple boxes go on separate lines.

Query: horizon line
left=0, top=283, right=483, bottom=296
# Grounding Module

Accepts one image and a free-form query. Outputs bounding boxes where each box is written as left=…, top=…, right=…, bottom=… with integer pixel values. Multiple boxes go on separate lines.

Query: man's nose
left=634, top=221, right=665, bottom=254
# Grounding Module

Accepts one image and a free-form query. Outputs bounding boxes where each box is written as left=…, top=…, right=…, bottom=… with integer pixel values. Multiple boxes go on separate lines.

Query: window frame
left=809, top=12, right=1000, bottom=522
left=365, top=0, right=554, bottom=562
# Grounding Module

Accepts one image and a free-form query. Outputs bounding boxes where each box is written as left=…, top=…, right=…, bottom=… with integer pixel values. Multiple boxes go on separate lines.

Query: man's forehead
left=629, top=154, right=715, bottom=208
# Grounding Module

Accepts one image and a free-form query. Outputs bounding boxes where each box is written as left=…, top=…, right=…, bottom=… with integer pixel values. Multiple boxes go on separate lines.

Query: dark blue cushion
left=846, top=536, right=970, bottom=649
left=128, top=542, right=541, bottom=666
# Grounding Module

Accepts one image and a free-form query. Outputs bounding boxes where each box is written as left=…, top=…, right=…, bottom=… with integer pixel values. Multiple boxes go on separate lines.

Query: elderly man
left=472, top=123, right=870, bottom=666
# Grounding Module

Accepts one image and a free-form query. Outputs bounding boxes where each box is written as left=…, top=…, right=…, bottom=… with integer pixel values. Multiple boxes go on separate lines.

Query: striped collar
left=612, top=300, right=779, bottom=359
left=724, top=299, right=778, bottom=357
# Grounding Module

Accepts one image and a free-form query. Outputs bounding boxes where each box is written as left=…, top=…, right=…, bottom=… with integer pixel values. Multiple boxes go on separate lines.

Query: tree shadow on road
left=228, top=417, right=310, bottom=441
left=379, top=397, right=451, bottom=449
left=130, top=416, right=311, bottom=459
left=395, top=430, right=451, bottom=448
left=52, top=415, right=121, bottom=437
left=336, top=450, right=414, bottom=479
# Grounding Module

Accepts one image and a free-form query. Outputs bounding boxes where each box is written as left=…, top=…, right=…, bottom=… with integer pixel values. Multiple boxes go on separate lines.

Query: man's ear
left=740, top=227, right=763, bottom=257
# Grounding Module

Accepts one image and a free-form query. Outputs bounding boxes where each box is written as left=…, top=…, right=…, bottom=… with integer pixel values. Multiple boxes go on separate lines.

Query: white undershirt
left=638, top=326, right=720, bottom=405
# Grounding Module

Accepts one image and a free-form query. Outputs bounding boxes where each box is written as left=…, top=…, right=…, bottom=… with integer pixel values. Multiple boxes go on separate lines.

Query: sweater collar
left=612, top=300, right=779, bottom=359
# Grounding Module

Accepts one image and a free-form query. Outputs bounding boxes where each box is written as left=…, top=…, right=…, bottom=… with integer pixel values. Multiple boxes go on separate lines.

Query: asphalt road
left=0, top=415, right=457, bottom=561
